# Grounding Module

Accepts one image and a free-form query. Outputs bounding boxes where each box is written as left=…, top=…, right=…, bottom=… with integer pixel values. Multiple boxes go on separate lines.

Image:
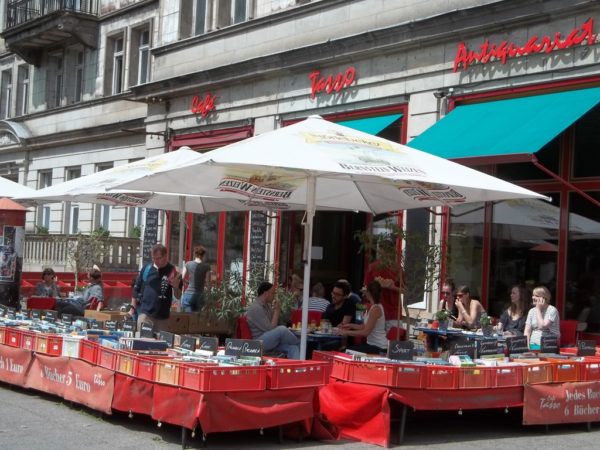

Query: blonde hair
left=532, top=286, right=552, bottom=302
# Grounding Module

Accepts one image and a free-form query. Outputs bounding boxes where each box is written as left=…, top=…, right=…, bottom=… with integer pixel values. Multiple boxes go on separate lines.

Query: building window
left=75, top=51, right=85, bottom=102
left=38, top=206, right=51, bottom=230
left=112, top=37, right=124, bottom=94
left=217, top=0, right=251, bottom=28
left=232, top=0, right=249, bottom=24
left=130, top=26, right=151, bottom=86
left=1, top=69, right=12, bottom=119
left=95, top=163, right=113, bottom=230
left=16, top=65, right=28, bottom=116
left=38, top=170, right=52, bottom=189
left=37, top=170, right=53, bottom=230
left=65, top=166, right=81, bottom=181
left=70, top=204, right=80, bottom=234
left=53, top=55, right=64, bottom=107
left=195, top=0, right=208, bottom=34
left=180, top=0, right=210, bottom=38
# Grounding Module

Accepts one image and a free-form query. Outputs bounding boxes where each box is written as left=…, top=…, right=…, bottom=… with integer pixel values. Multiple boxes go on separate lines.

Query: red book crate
left=0, top=327, right=5, bottom=345
left=5, top=328, right=22, bottom=347
left=97, top=346, right=119, bottom=370
left=155, top=360, right=181, bottom=386
left=425, top=366, right=458, bottom=389
left=522, top=362, right=553, bottom=384
left=491, top=365, right=523, bottom=387
left=348, top=361, right=398, bottom=387
left=20, top=330, right=37, bottom=351
left=116, top=352, right=136, bottom=375
left=179, top=363, right=217, bottom=391
left=394, top=364, right=427, bottom=389
left=330, top=357, right=353, bottom=381
left=200, top=366, right=267, bottom=392
left=133, top=356, right=159, bottom=381
left=267, top=360, right=331, bottom=390
left=580, top=358, right=600, bottom=381
left=545, top=358, right=580, bottom=382
left=36, top=335, right=63, bottom=356
left=79, top=340, right=99, bottom=365
left=458, top=366, right=493, bottom=389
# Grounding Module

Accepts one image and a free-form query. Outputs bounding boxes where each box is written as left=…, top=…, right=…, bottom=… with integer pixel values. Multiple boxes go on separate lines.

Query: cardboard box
left=165, top=312, right=189, bottom=334
left=85, top=310, right=129, bottom=322
left=188, top=312, right=232, bottom=334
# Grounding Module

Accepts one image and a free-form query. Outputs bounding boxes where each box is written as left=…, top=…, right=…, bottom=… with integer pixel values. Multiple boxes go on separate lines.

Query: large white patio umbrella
left=110, top=115, right=548, bottom=359
left=0, top=176, right=36, bottom=199
left=15, top=148, right=251, bottom=266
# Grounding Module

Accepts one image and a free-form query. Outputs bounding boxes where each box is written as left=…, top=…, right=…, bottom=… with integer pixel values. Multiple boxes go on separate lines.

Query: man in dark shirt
left=324, top=281, right=356, bottom=328
left=132, top=244, right=182, bottom=333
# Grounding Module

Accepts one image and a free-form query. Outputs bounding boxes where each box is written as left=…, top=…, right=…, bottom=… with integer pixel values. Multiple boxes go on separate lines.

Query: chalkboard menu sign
left=248, top=212, right=268, bottom=276
left=198, top=336, right=218, bottom=354
left=140, top=322, right=154, bottom=338
left=159, top=331, right=176, bottom=348
left=45, top=310, right=57, bottom=323
left=180, top=335, right=198, bottom=352
left=577, top=340, right=596, bottom=356
left=142, top=208, right=159, bottom=266
left=387, top=340, right=414, bottom=361
left=478, top=339, right=500, bottom=357
left=105, top=320, right=117, bottom=331
left=6, top=307, right=16, bottom=319
left=0, top=305, right=6, bottom=316
left=90, top=321, right=101, bottom=329
left=541, top=336, right=559, bottom=354
left=224, top=338, right=263, bottom=357
left=122, top=321, right=136, bottom=332
left=31, top=310, right=41, bottom=320
left=61, top=313, right=73, bottom=325
left=449, top=337, right=476, bottom=358
left=506, top=335, right=529, bottom=355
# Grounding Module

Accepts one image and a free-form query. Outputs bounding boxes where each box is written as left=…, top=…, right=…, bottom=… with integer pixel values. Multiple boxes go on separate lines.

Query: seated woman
left=35, top=268, right=61, bottom=297
left=334, top=280, right=387, bottom=354
left=438, top=278, right=458, bottom=319
left=56, top=269, right=104, bottom=316
left=524, top=285, right=560, bottom=350
left=497, top=285, right=528, bottom=335
left=453, top=285, right=485, bottom=330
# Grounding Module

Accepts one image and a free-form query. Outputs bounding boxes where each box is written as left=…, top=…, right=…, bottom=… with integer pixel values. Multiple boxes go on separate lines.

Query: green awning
left=338, top=113, right=402, bottom=135
left=409, top=87, right=600, bottom=159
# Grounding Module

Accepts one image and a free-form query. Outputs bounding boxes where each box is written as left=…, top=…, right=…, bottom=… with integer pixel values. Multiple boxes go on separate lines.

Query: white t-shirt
left=365, top=303, right=388, bottom=350
left=525, top=304, right=560, bottom=346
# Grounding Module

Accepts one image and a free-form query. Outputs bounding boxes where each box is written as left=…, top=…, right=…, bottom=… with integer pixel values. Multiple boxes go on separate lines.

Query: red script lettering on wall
left=309, top=67, right=356, bottom=99
left=191, top=93, right=216, bottom=118
left=453, top=18, right=596, bottom=72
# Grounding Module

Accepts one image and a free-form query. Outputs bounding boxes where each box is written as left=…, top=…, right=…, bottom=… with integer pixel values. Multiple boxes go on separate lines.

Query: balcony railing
left=6, top=0, right=98, bottom=29
left=23, top=234, right=140, bottom=273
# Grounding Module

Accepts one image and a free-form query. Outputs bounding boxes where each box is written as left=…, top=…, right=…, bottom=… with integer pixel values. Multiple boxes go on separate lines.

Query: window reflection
left=224, top=212, right=246, bottom=280
left=566, top=192, right=600, bottom=329
left=191, top=213, right=219, bottom=268
left=447, top=202, right=484, bottom=302
left=488, top=196, right=559, bottom=317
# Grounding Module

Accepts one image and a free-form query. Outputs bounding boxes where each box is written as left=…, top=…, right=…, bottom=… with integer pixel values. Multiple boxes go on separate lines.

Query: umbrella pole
left=300, top=176, right=316, bottom=360
left=178, top=197, right=186, bottom=311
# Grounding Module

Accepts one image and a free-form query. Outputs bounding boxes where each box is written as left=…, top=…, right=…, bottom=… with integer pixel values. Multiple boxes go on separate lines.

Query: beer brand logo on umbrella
left=96, top=192, right=152, bottom=206
left=301, top=130, right=399, bottom=152
left=398, top=181, right=467, bottom=204
left=217, top=174, right=295, bottom=202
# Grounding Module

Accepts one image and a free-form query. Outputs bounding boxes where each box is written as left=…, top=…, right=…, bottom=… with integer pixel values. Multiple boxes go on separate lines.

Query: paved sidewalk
left=1, top=383, right=600, bottom=449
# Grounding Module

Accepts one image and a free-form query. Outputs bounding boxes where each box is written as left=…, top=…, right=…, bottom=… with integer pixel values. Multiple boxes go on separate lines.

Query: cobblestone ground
left=1, top=383, right=599, bottom=449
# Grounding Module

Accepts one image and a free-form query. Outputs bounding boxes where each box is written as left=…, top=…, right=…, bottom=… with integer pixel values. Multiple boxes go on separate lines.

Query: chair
left=386, top=326, right=407, bottom=341
left=560, top=320, right=578, bottom=347
left=86, top=296, right=100, bottom=311
left=26, top=296, right=56, bottom=310
left=236, top=316, right=253, bottom=339
left=290, top=309, right=322, bottom=327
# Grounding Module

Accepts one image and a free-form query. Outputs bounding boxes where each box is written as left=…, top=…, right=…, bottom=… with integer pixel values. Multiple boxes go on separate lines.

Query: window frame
left=1, top=69, right=13, bottom=119
left=112, top=36, right=125, bottom=94
left=16, top=65, right=28, bottom=116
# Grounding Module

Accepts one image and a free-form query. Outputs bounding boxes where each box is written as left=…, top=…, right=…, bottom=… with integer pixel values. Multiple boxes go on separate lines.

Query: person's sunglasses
left=442, top=291, right=452, bottom=295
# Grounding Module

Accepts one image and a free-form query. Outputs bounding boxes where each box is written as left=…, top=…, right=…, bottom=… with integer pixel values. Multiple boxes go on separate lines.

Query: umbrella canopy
left=15, top=148, right=251, bottom=266
left=0, top=176, right=36, bottom=199
left=110, top=115, right=547, bottom=358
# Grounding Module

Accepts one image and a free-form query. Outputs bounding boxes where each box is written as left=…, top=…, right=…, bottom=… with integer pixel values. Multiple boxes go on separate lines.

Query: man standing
left=324, top=281, right=356, bottom=327
left=181, top=245, right=211, bottom=312
left=131, top=244, right=181, bottom=333
left=246, top=281, right=300, bottom=359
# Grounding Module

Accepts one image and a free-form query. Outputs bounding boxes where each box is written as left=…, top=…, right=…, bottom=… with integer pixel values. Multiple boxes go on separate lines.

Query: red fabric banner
left=63, top=358, right=115, bottom=415
left=319, top=382, right=391, bottom=448
left=112, top=374, right=154, bottom=416
left=523, top=381, right=600, bottom=425
left=198, top=388, right=315, bottom=434
left=390, top=386, right=524, bottom=411
left=152, top=384, right=203, bottom=430
left=25, top=354, right=70, bottom=397
left=0, top=344, right=33, bottom=386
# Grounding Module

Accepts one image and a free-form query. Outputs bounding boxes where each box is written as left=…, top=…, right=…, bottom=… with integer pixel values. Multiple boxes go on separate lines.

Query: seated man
left=246, top=281, right=300, bottom=359
left=324, top=281, right=356, bottom=328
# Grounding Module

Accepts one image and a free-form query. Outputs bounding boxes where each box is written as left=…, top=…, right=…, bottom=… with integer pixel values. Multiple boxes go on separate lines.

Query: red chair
left=290, top=309, right=322, bottom=326
left=86, top=296, right=101, bottom=311
left=386, top=326, right=407, bottom=341
left=26, top=296, right=56, bottom=310
left=560, top=320, right=578, bottom=347
left=237, top=316, right=253, bottom=339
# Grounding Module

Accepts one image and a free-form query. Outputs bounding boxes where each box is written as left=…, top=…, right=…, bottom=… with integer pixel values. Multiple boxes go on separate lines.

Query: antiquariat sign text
left=453, top=18, right=596, bottom=72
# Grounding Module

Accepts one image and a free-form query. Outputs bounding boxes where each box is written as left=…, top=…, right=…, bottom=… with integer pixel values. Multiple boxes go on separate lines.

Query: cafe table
left=289, top=328, right=344, bottom=351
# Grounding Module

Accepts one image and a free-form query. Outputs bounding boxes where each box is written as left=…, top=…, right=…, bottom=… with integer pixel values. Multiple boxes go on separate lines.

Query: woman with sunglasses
left=524, top=286, right=560, bottom=350
left=454, top=285, right=485, bottom=330
left=438, top=279, right=458, bottom=319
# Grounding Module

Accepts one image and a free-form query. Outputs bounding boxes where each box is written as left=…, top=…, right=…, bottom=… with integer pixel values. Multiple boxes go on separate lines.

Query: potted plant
left=434, top=309, right=451, bottom=331
left=480, top=312, right=493, bottom=337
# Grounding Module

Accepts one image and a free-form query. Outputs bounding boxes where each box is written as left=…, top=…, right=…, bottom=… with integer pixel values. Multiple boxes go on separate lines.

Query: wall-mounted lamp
left=433, top=87, right=455, bottom=99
